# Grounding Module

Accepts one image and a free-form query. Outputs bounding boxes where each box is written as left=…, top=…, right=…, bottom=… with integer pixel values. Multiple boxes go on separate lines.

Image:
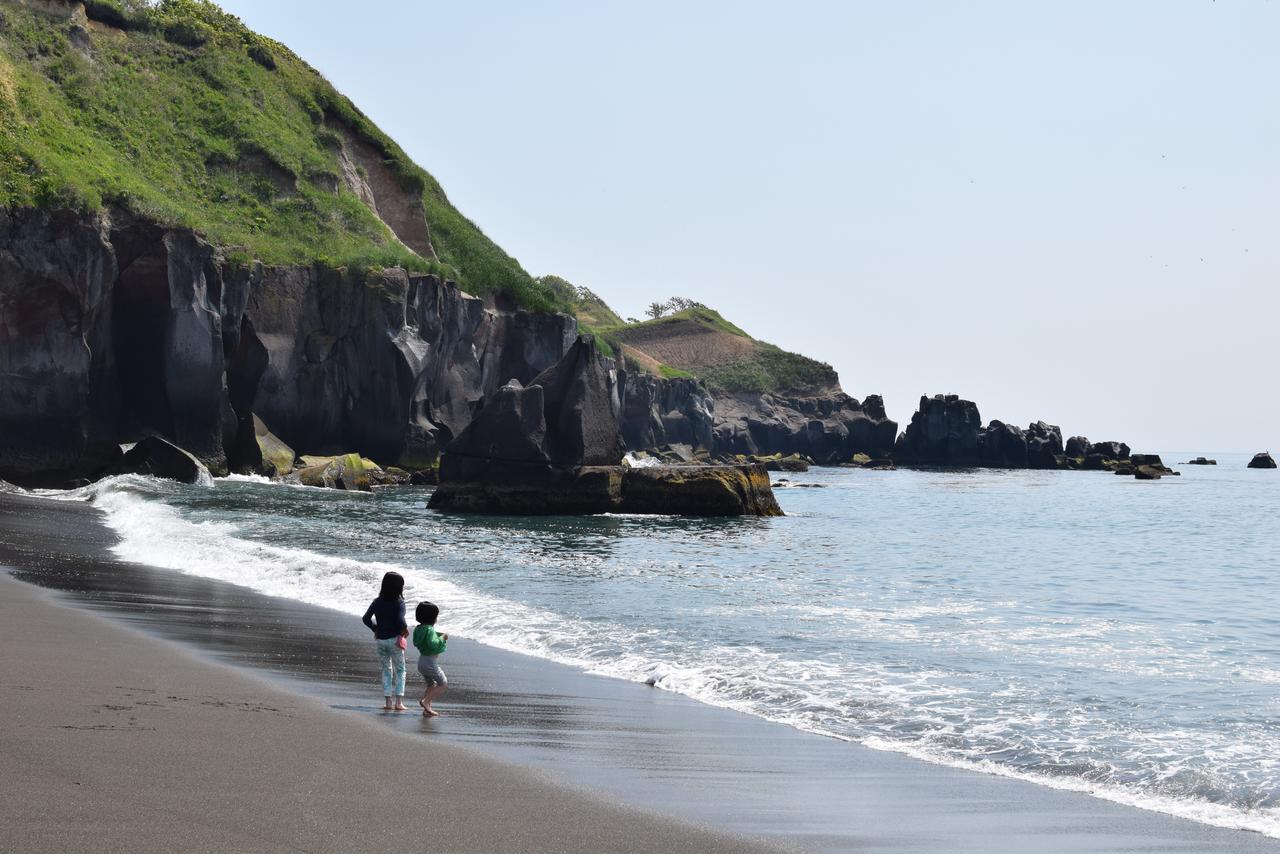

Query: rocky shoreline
left=0, top=206, right=1271, bottom=511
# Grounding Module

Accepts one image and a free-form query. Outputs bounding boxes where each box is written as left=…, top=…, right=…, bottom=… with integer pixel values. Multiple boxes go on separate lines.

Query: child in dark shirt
left=362, top=572, right=409, bottom=711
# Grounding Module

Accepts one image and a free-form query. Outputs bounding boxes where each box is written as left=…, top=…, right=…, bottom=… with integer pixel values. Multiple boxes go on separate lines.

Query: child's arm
left=361, top=601, right=376, bottom=633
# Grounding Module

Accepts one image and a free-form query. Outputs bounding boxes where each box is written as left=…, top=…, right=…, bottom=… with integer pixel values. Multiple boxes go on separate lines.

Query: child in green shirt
left=412, top=601, right=449, bottom=717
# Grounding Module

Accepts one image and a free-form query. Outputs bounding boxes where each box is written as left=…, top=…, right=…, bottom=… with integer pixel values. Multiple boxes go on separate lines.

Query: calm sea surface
left=49, top=454, right=1280, bottom=836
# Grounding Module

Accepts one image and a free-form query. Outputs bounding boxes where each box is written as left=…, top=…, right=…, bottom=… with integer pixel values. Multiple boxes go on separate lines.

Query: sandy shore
left=0, top=494, right=775, bottom=853
left=2, top=489, right=1278, bottom=853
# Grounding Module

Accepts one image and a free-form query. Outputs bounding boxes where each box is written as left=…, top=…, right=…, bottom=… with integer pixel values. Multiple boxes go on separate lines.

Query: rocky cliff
left=713, top=390, right=896, bottom=463
left=894, top=393, right=1135, bottom=471
left=0, top=206, right=574, bottom=486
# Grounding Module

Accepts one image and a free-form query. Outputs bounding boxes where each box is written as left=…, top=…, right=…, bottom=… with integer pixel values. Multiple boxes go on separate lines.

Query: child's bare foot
left=383, top=698, right=394, bottom=711
left=393, top=700, right=408, bottom=712
left=424, top=707, right=440, bottom=717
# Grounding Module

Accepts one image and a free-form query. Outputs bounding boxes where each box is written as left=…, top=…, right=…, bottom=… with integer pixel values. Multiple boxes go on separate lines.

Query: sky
left=217, top=1, right=1278, bottom=452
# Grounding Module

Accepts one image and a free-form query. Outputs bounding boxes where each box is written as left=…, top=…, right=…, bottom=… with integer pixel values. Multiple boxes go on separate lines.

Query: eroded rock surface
left=894, top=395, right=984, bottom=466
left=620, top=374, right=715, bottom=453
left=714, top=391, right=896, bottom=464
left=0, top=206, right=574, bottom=486
left=114, top=436, right=212, bottom=484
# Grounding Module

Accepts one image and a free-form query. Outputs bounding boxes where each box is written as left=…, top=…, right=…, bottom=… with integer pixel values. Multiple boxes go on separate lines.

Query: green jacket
left=413, top=624, right=447, bottom=656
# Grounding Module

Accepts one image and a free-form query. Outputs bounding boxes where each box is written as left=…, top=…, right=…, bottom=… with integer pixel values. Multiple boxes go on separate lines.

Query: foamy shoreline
left=2, top=488, right=1277, bottom=852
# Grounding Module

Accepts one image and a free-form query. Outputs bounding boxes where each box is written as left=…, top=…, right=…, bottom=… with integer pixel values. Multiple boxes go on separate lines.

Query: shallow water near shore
left=41, top=453, right=1280, bottom=837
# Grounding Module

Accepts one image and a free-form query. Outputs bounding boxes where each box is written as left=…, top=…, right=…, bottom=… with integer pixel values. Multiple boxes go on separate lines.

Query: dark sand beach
left=2, top=490, right=1278, bottom=853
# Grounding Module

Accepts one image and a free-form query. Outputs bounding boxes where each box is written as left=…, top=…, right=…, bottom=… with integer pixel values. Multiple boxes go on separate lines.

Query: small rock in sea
left=1183, top=457, right=1217, bottom=465
left=1248, top=452, right=1277, bottom=469
left=113, top=436, right=212, bottom=485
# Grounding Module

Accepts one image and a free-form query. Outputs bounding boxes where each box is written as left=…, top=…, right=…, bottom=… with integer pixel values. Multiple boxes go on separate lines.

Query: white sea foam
left=78, top=479, right=1280, bottom=841
left=218, top=473, right=275, bottom=485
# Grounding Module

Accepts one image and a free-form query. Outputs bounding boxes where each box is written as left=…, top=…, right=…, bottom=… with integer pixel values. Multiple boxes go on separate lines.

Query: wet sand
left=2, top=490, right=1278, bottom=852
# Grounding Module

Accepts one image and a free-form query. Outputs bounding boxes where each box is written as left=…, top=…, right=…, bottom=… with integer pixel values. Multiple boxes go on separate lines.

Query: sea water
left=49, top=456, right=1280, bottom=836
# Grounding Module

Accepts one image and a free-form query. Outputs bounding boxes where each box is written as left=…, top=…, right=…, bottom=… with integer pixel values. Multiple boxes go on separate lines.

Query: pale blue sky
left=218, top=1, right=1278, bottom=452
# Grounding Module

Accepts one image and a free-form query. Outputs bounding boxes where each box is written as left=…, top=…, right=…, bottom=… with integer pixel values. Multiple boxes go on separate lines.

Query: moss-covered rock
left=620, top=464, right=782, bottom=516
left=253, top=415, right=295, bottom=477
left=293, top=452, right=370, bottom=491
left=429, top=463, right=781, bottom=517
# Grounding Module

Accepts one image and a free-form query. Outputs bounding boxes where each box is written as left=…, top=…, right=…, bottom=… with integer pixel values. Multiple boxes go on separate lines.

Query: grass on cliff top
left=695, top=345, right=839, bottom=395
left=536, top=274, right=625, bottom=331
left=0, top=0, right=565, bottom=312
left=597, top=306, right=839, bottom=395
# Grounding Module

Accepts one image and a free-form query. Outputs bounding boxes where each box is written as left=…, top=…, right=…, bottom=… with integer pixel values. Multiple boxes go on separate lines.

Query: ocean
left=43, top=456, right=1280, bottom=837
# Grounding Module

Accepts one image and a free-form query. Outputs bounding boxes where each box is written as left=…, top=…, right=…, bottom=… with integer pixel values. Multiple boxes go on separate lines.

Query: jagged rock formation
left=436, top=336, right=623, bottom=485
left=896, top=394, right=1106, bottom=471
left=235, top=260, right=574, bottom=470
left=1025, top=421, right=1064, bottom=469
left=431, top=338, right=780, bottom=516
left=894, top=395, right=985, bottom=466
left=0, top=207, right=573, bottom=487
left=619, top=374, right=715, bottom=453
left=979, top=420, right=1028, bottom=468
left=713, top=392, right=897, bottom=464
left=1065, top=436, right=1090, bottom=458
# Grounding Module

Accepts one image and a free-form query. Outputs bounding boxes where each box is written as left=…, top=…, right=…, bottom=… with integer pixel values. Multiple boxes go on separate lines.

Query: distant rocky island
left=0, top=0, right=1269, bottom=513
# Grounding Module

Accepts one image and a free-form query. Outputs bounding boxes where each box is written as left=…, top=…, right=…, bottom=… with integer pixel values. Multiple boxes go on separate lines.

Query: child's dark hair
left=378, top=571, right=405, bottom=600
left=416, top=601, right=439, bottom=625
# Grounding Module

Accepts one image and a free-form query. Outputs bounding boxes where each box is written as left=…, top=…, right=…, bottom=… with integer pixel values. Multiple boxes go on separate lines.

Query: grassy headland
left=581, top=299, right=840, bottom=396
left=0, top=0, right=565, bottom=312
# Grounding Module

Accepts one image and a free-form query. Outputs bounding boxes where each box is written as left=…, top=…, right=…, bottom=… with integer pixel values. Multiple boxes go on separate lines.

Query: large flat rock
left=429, top=464, right=782, bottom=517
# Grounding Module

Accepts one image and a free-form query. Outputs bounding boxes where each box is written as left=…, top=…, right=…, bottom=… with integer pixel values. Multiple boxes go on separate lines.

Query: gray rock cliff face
left=897, top=394, right=1119, bottom=470
left=979, top=420, right=1028, bottom=468
left=229, top=263, right=573, bottom=468
left=619, top=373, right=715, bottom=453
left=895, top=394, right=985, bottom=466
left=713, top=391, right=897, bottom=463
left=1025, top=420, right=1064, bottom=469
left=438, top=335, right=624, bottom=484
left=0, top=208, right=120, bottom=484
left=0, top=207, right=576, bottom=485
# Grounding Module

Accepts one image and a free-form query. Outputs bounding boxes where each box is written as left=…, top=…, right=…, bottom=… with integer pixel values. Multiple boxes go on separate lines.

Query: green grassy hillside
left=0, top=0, right=565, bottom=312
left=595, top=303, right=841, bottom=396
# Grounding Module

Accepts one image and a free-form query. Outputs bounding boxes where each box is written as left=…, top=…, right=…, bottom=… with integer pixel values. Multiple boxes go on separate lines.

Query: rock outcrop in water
left=894, top=395, right=984, bottom=466
left=1025, top=421, right=1064, bottom=469
left=1248, top=452, right=1277, bottom=469
left=894, top=394, right=1134, bottom=472
left=431, top=338, right=781, bottom=516
left=113, top=436, right=212, bottom=485
left=978, top=420, right=1028, bottom=468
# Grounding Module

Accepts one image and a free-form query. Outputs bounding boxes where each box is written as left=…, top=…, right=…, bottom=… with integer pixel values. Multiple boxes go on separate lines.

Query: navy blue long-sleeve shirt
left=362, top=597, right=407, bottom=639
